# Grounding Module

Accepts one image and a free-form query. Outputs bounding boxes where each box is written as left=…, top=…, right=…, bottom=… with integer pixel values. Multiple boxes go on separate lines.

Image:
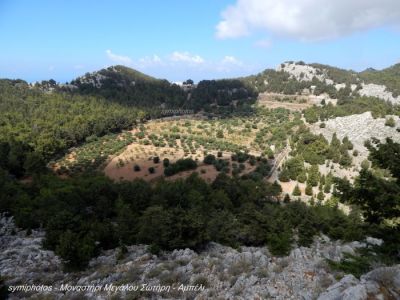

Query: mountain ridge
left=4, top=60, right=400, bottom=109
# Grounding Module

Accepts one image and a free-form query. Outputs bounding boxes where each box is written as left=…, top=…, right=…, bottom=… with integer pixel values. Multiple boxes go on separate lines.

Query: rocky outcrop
left=1, top=215, right=396, bottom=300
left=359, top=83, right=400, bottom=105
left=312, top=111, right=400, bottom=158
left=277, top=62, right=400, bottom=104
left=318, top=266, right=400, bottom=300
left=0, top=216, right=63, bottom=286
left=276, top=62, right=331, bottom=84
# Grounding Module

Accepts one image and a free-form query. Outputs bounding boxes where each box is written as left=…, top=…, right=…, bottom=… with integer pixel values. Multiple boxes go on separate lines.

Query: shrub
left=134, top=164, right=141, bottom=172
left=297, top=171, right=307, bottom=183
left=278, top=169, right=290, bottom=182
left=307, top=165, right=320, bottom=187
left=283, top=194, right=291, bottom=203
left=236, top=152, right=249, bottom=163
left=267, top=230, right=292, bottom=256
left=360, top=159, right=370, bottom=170
left=135, top=131, right=145, bottom=139
left=327, top=252, right=372, bottom=279
left=305, top=184, right=313, bottom=196
left=213, top=159, right=229, bottom=172
left=204, top=154, right=216, bottom=165
left=285, top=157, right=305, bottom=180
left=153, top=156, right=160, bottom=164
left=385, top=117, right=395, bottom=127
left=163, top=158, right=170, bottom=167
left=164, top=158, right=197, bottom=176
left=149, top=167, right=155, bottom=174
left=292, top=185, right=301, bottom=196
left=339, top=152, right=352, bottom=167
left=192, top=275, right=209, bottom=288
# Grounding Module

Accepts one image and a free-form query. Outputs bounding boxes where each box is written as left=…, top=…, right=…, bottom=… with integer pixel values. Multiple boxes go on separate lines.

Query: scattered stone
left=1, top=215, right=398, bottom=300
left=359, top=83, right=400, bottom=105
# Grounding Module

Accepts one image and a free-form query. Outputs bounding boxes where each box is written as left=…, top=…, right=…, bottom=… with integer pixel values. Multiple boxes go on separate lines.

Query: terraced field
left=54, top=108, right=302, bottom=183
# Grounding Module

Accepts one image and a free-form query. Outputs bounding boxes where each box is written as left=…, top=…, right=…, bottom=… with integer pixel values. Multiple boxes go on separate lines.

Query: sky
left=1, top=0, right=400, bottom=83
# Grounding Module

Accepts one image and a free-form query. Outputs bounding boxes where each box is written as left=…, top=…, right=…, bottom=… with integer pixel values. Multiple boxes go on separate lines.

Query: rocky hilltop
left=246, top=61, right=400, bottom=105
left=279, top=62, right=400, bottom=104
left=1, top=216, right=399, bottom=300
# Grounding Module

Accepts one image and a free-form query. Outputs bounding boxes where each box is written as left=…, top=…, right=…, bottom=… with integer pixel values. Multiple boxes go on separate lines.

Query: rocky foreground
left=1, top=216, right=399, bottom=300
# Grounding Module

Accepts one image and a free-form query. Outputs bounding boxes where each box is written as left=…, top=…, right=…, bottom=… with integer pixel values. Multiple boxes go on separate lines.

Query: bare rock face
left=276, top=62, right=330, bottom=83
left=276, top=62, right=399, bottom=105
left=318, top=266, right=400, bottom=300
left=359, top=83, right=400, bottom=105
left=0, top=216, right=63, bottom=283
left=0, top=215, right=393, bottom=300
left=312, top=111, right=400, bottom=159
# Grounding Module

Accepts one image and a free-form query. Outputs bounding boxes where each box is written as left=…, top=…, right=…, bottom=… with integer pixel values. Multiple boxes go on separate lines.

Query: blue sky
left=1, top=0, right=400, bottom=82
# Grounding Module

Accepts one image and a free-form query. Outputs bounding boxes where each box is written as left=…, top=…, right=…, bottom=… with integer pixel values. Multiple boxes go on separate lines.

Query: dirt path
left=266, top=142, right=290, bottom=182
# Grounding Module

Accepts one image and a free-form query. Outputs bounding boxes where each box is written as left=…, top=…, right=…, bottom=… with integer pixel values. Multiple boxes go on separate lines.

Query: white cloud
left=106, top=49, right=132, bottom=65
left=101, top=50, right=253, bottom=79
left=170, top=51, right=205, bottom=64
left=221, top=55, right=243, bottom=66
left=216, top=0, right=400, bottom=41
left=138, top=55, right=163, bottom=67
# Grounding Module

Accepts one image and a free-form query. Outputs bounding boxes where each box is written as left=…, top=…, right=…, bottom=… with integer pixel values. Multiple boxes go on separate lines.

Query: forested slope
left=0, top=79, right=146, bottom=177
left=68, top=65, right=188, bottom=108
left=66, top=66, right=258, bottom=112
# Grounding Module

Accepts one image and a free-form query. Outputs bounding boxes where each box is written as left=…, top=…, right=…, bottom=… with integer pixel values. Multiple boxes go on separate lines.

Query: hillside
left=360, top=63, right=400, bottom=97
left=242, top=61, right=400, bottom=105
left=0, top=79, right=146, bottom=177
left=62, top=65, right=258, bottom=113
left=0, top=61, right=399, bottom=300
left=66, top=65, right=187, bottom=109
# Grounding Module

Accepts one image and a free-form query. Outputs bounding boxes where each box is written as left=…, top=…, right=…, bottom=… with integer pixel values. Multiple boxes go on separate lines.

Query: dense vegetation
left=164, top=158, right=197, bottom=176
left=0, top=169, right=366, bottom=270
left=66, top=66, right=258, bottom=114
left=68, top=66, right=187, bottom=110
left=360, top=63, right=400, bottom=97
left=189, top=79, right=258, bottom=111
left=1, top=61, right=399, bottom=275
left=0, top=79, right=146, bottom=178
left=333, top=138, right=400, bottom=276
left=54, top=132, right=135, bottom=175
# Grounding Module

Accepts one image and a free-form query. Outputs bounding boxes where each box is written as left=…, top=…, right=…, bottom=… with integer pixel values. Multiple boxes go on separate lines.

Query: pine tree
left=293, top=184, right=301, bottom=196
left=283, top=194, right=291, bottom=203
left=297, top=171, right=307, bottom=183
left=307, top=165, right=320, bottom=187
left=305, top=184, right=313, bottom=196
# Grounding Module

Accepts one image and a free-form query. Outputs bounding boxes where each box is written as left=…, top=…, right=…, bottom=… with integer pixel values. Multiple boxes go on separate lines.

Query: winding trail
left=267, top=141, right=290, bottom=182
